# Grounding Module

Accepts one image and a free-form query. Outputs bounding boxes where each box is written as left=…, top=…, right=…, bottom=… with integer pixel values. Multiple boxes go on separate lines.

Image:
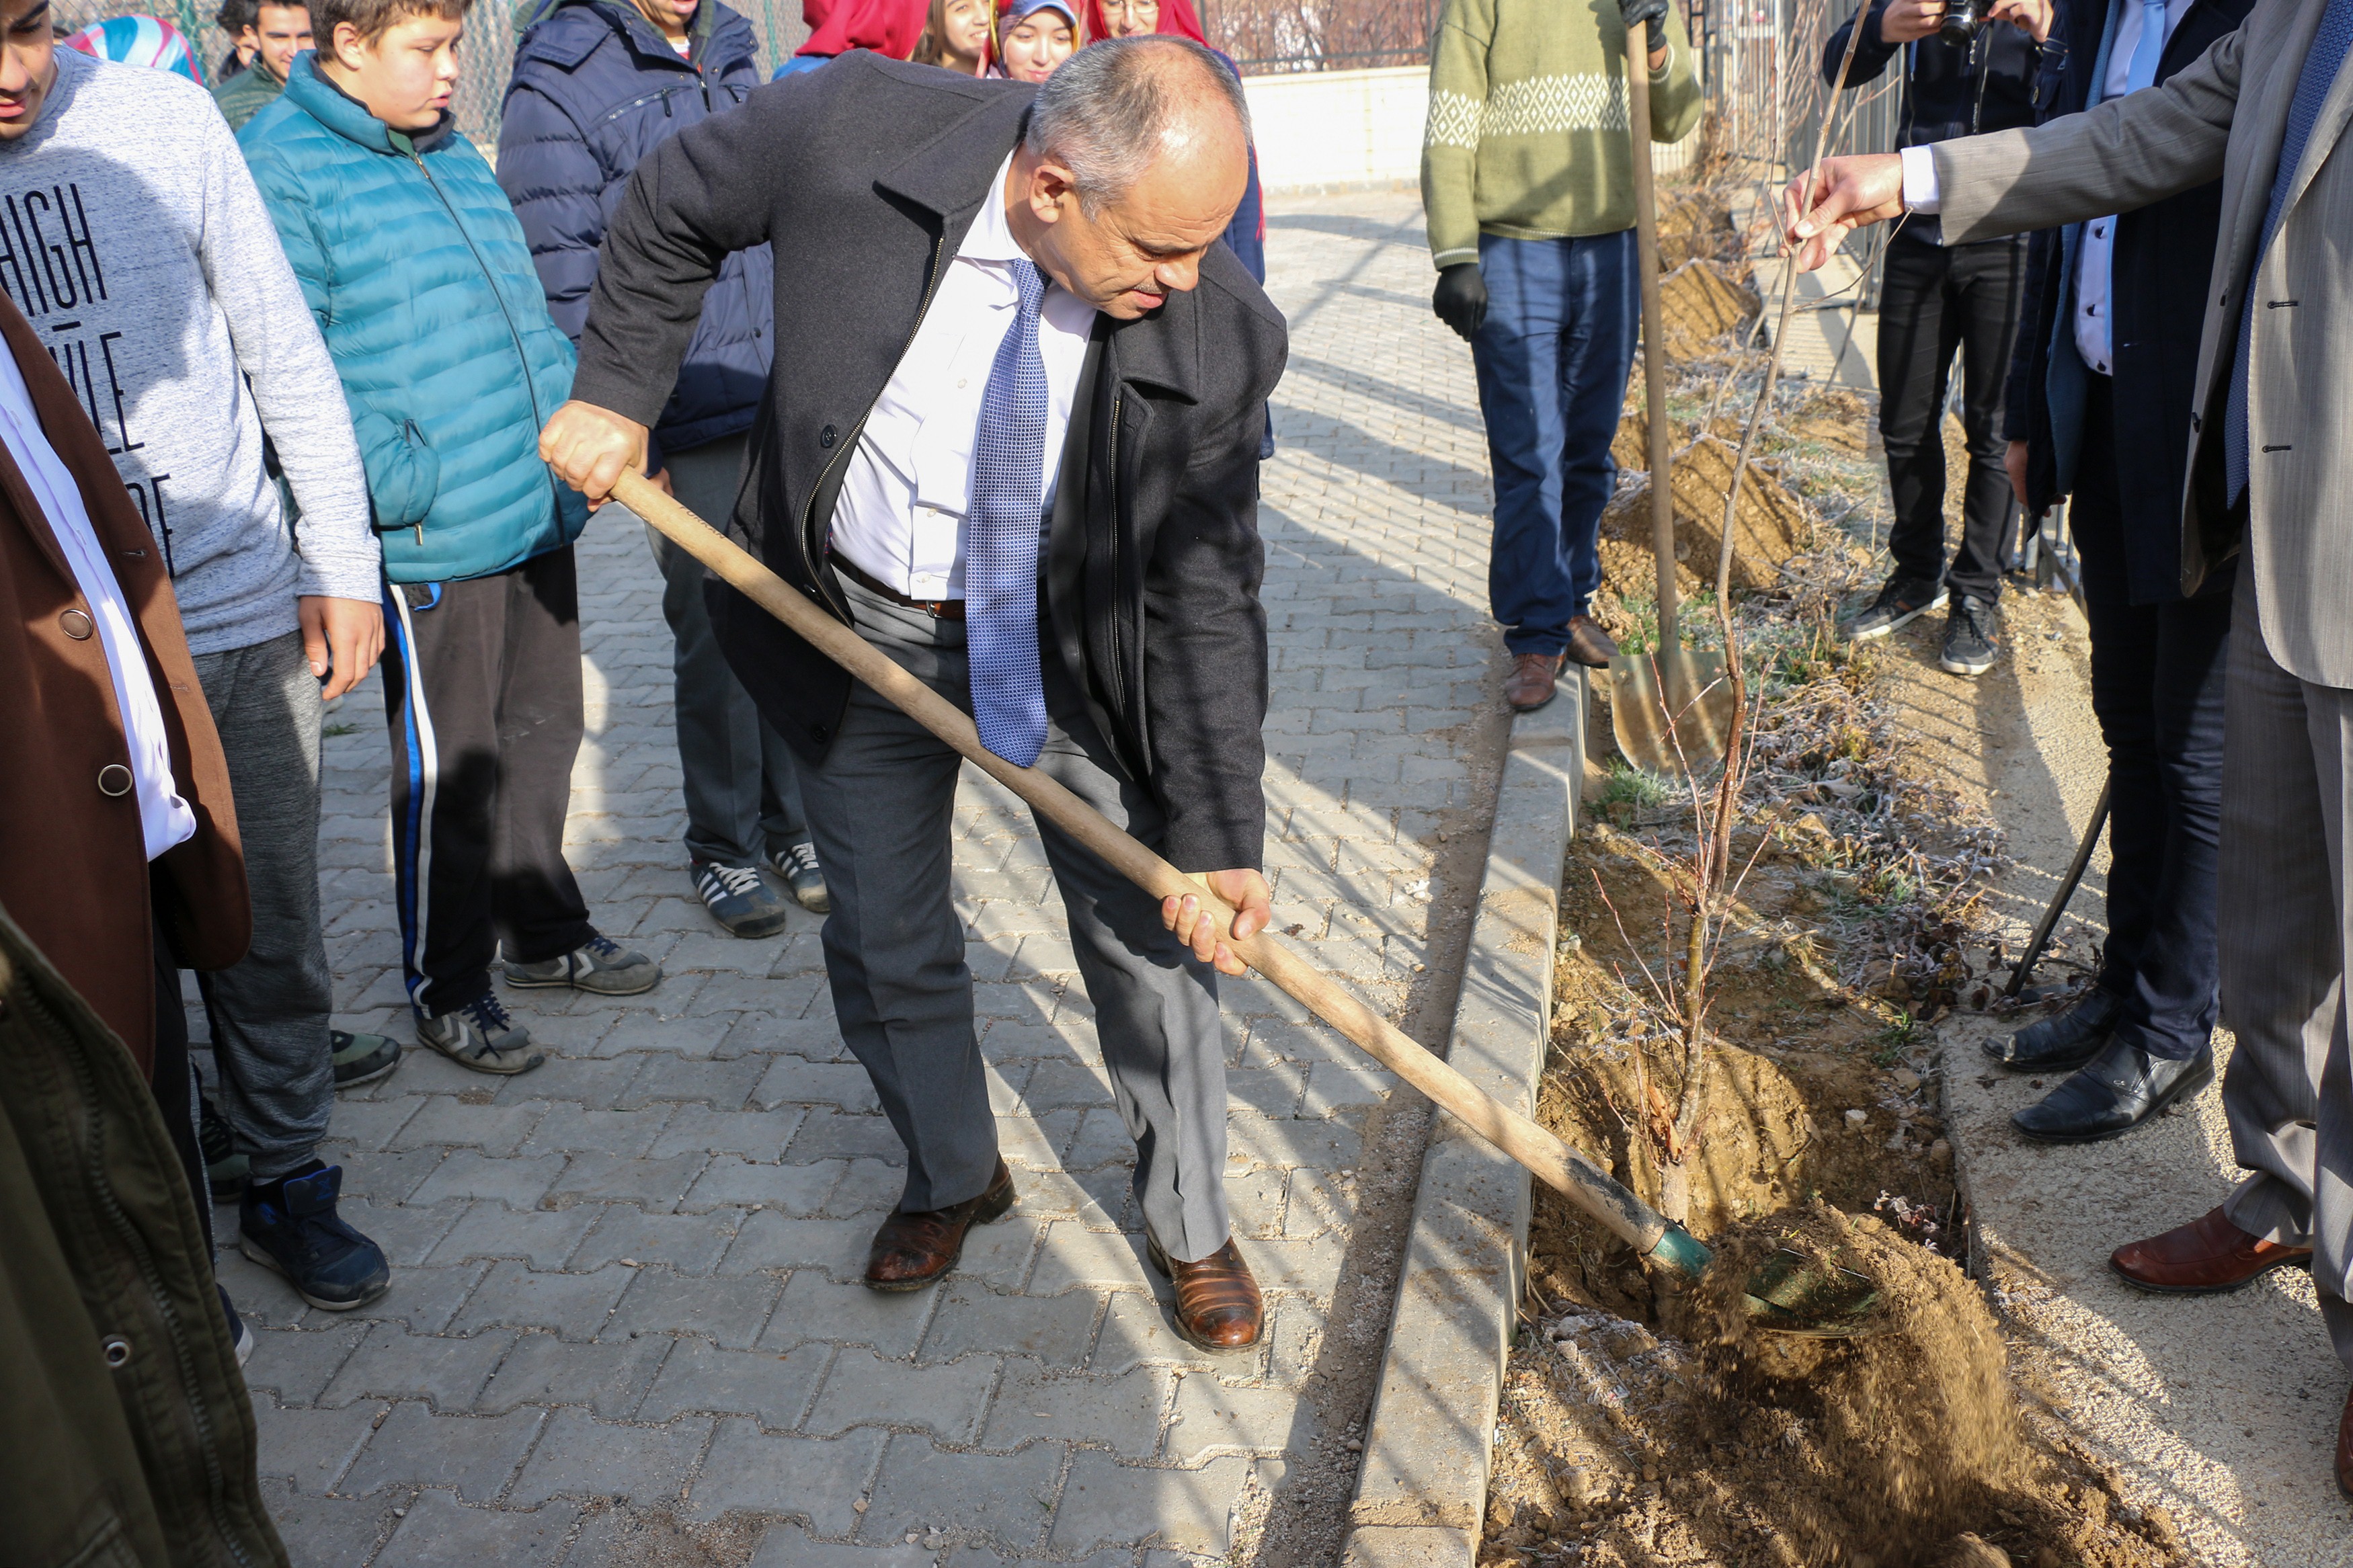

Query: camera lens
left=1938, top=0, right=1985, bottom=41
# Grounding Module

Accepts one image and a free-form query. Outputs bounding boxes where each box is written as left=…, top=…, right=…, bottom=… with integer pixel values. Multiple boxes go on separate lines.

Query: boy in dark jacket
left=499, top=0, right=831, bottom=939
left=1823, top=0, right=2055, bottom=677
left=240, top=0, right=662, bottom=1075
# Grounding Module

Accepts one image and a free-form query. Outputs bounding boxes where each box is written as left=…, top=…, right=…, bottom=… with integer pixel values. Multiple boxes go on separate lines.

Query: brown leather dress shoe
left=2337, top=1387, right=2353, bottom=1501
left=1146, top=1234, right=1264, bottom=1352
left=863, top=1159, right=1015, bottom=1292
left=1504, top=651, right=1566, bottom=712
left=2108, top=1204, right=2312, bottom=1294
left=1564, top=615, right=1618, bottom=669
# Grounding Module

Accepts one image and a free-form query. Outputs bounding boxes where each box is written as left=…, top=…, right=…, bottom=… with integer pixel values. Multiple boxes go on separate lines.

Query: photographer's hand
left=1878, top=0, right=1948, bottom=42
left=1987, top=0, right=2053, bottom=39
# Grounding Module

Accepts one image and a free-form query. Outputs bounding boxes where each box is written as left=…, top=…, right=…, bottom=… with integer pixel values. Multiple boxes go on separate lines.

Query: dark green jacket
left=209, top=56, right=285, bottom=132
left=0, top=905, right=289, bottom=1568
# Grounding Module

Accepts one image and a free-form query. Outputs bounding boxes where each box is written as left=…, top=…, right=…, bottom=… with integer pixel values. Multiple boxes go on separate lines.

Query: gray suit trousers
left=2215, top=565, right=2353, bottom=1362
left=797, top=575, right=1232, bottom=1261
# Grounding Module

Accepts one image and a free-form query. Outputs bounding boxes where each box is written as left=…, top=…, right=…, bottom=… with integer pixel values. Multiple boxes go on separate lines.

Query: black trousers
left=1875, top=229, right=2026, bottom=605
left=2073, top=374, right=2233, bottom=1061
left=380, top=546, right=595, bottom=1018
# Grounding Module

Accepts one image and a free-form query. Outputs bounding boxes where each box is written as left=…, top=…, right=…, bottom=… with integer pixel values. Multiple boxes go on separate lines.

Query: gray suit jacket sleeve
left=1933, top=24, right=2245, bottom=243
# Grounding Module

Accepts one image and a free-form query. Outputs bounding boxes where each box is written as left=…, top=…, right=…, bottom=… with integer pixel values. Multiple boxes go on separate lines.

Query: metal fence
left=1201, top=0, right=1441, bottom=74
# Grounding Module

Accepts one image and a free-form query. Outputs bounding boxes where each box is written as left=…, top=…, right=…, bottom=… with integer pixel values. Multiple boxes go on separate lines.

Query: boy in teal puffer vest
left=241, top=0, right=662, bottom=1075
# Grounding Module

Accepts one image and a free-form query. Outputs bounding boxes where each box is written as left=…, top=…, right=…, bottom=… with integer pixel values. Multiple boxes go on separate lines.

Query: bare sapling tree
left=1612, top=6, right=1874, bottom=1227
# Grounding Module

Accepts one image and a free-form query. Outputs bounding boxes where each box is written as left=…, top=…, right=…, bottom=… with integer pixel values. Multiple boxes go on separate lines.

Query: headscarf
left=64, top=15, right=206, bottom=84
left=795, top=0, right=928, bottom=58
left=1076, top=0, right=1205, bottom=46
left=986, top=0, right=1078, bottom=73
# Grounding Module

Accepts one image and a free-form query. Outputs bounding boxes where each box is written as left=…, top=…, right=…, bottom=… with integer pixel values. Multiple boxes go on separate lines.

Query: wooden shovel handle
left=1626, top=59, right=1680, bottom=652
left=608, top=470, right=1689, bottom=1266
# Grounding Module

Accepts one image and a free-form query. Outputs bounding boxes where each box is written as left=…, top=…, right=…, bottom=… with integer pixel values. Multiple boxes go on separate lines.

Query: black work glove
left=1620, top=0, right=1668, bottom=56
left=1432, top=262, right=1488, bottom=343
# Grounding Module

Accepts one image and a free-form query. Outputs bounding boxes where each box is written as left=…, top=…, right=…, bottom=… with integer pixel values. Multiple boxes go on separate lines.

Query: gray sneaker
left=770, top=841, right=831, bottom=913
left=331, top=1029, right=401, bottom=1089
left=417, top=994, right=544, bottom=1075
left=1842, top=575, right=1948, bottom=642
left=1940, top=594, right=2001, bottom=677
left=693, top=860, right=792, bottom=938
left=502, top=932, right=663, bottom=996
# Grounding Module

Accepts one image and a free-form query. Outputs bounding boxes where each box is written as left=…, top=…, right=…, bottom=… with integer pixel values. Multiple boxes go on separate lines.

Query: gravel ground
left=1880, top=587, right=2353, bottom=1567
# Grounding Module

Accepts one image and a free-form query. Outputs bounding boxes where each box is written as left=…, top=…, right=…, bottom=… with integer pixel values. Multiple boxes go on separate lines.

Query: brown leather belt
left=830, top=552, right=965, bottom=620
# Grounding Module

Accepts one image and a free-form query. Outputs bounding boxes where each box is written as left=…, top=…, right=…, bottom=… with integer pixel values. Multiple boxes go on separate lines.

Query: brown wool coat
left=0, top=289, right=248, bottom=1073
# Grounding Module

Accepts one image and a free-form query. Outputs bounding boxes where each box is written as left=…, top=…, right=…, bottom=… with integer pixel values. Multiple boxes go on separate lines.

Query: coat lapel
left=2217, top=0, right=2326, bottom=298
left=2277, top=0, right=2353, bottom=223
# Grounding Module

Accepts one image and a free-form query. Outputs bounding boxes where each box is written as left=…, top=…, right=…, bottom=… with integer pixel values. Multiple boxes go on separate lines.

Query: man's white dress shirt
left=0, top=343, right=196, bottom=862
left=830, top=153, right=1097, bottom=600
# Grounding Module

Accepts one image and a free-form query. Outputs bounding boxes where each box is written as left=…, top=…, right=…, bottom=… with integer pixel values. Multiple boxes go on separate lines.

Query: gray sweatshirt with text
left=0, top=50, right=375, bottom=653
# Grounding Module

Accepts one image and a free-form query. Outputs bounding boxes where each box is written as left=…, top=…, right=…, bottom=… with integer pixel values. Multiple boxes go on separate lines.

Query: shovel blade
left=1608, top=647, right=1735, bottom=777
left=1741, top=1247, right=1884, bottom=1338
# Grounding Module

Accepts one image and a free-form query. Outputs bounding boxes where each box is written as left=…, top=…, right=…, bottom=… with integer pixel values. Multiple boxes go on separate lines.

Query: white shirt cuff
left=1900, top=145, right=1943, bottom=213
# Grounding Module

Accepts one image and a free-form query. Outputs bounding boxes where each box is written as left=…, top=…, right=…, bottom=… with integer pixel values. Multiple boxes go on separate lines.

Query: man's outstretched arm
left=1785, top=22, right=2246, bottom=269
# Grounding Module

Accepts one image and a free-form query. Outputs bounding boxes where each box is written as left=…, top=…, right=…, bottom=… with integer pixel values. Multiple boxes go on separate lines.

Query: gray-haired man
left=539, top=38, right=1286, bottom=1351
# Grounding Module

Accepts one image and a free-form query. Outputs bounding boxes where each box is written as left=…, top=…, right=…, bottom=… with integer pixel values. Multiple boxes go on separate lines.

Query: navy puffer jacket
left=498, top=0, right=774, bottom=460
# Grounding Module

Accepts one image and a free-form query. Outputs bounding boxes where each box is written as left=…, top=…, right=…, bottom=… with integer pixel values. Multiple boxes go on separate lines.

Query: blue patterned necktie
left=966, top=256, right=1051, bottom=768
left=2226, top=0, right=2353, bottom=501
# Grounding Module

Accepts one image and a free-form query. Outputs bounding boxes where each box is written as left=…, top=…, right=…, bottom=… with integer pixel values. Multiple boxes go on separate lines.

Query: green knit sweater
left=1421, top=0, right=1703, bottom=270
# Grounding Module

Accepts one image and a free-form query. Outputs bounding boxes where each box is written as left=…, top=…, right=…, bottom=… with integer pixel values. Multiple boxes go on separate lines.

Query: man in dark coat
left=540, top=38, right=1287, bottom=1351
left=1989, top=0, right=2255, bottom=1143
left=498, top=0, right=828, bottom=936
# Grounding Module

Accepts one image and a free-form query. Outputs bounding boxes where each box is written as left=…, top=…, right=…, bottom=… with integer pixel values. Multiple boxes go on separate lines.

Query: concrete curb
left=1341, top=675, right=1586, bottom=1567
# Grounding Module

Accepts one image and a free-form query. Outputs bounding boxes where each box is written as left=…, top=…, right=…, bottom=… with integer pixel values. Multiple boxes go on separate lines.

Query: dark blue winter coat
left=497, top=0, right=775, bottom=461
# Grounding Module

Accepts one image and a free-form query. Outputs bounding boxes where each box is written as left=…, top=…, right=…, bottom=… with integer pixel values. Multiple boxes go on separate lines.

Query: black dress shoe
left=1985, top=987, right=2122, bottom=1071
left=2011, top=1038, right=2214, bottom=1144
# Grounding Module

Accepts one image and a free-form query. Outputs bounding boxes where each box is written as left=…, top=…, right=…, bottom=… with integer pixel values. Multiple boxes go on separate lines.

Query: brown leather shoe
left=2108, top=1204, right=2312, bottom=1294
left=1564, top=616, right=1618, bottom=669
left=1146, top=1233, right=1264, bottom=1352
left=863, top=1159, right=1016, bottom=1292
left=1504, top=651, right=1566, bottom=712
left=2336, top=1387, right=2353, bottom=1501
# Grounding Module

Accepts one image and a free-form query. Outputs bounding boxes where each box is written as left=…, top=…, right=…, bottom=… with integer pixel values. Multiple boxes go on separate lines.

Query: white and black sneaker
left=692, top=860, right=792, bottom=938
left=770, top=841, right=831, bottom=914
left=417, top=993, right=545, bottom=1075
left=1940, top=594, right=2001, bottom=677
left=1842, top=575, right=1948, bottom=642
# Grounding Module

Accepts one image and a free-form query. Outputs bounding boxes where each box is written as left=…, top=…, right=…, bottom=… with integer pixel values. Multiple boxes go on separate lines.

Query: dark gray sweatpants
left=802, top=577, right=1234, bottom=1261
left=188, top=629, right=333, bottom=1182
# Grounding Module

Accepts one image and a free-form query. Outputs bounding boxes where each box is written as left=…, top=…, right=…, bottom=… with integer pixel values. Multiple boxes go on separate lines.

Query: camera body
left=1938, top=0, right=1987, bottom=42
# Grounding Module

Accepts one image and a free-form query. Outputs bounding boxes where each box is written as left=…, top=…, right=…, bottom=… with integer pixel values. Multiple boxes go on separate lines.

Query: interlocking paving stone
left=506, top=1408, right=713, bottom=1507
left=861, top=1434, right=1069, bottom=1552
left=371, top=1490, right=580, bottom=1567
left=340, top=1401, right=544, bottom=1502
left=473, top=1331, right=670, bottom=1418
left=805, top=1347, right=998, bottom=1442
left=272, top=190, right=1497, bottom=1561
left=685, top=1419, right=887, bottom=1530
left=637, top=1338, right=830, bottom=1429
left=321, top=1324, right=518, bottom=1411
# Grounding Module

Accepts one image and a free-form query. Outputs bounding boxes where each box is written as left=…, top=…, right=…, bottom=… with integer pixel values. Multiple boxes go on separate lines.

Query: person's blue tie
left=966, top=257, right=1051, bottom=768
left=2227, top=0, right=2353, bottom=501
left=2124, top=0, right=2169, bottom=93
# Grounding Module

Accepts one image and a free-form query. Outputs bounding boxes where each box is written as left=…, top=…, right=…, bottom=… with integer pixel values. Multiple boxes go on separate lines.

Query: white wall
left=1241, top=63, right=1699, bottom=196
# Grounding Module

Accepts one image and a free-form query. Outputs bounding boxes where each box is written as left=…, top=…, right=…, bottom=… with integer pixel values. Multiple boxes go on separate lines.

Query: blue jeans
left=1470, top=229, right=1640, bottom=654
